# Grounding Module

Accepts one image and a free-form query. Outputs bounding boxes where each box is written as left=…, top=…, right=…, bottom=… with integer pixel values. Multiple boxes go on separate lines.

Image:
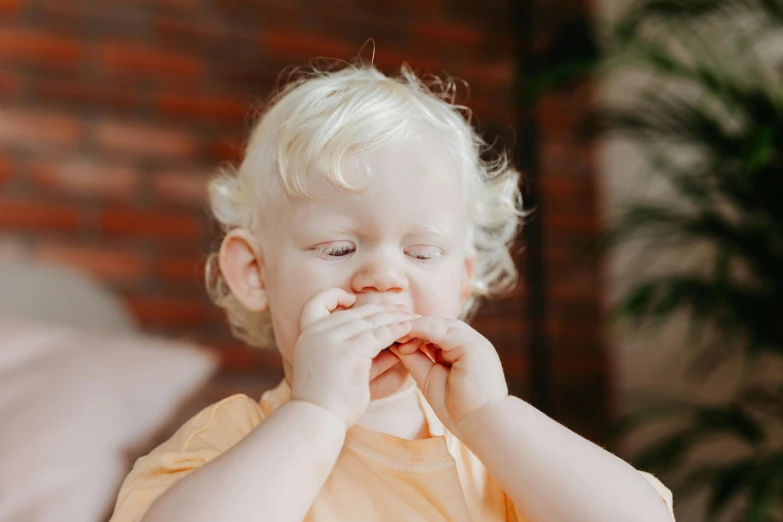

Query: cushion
left=0, top=259, right=137, bottom=335
left=0, top=318, right=219, bottom=522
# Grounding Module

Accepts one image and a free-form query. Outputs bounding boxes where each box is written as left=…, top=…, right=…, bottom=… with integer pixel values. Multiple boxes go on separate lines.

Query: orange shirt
left=110, top=379, right=674, bottom=522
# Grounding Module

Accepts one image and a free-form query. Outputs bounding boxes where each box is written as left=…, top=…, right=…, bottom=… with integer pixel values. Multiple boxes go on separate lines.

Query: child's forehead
left=325, top=139, right=461, bottom=196
left=311, top=145, right=462, bottom=207
left=280, top=149, right=468, bottom=237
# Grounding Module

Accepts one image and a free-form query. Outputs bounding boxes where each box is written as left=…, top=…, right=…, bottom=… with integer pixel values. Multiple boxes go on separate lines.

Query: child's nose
left=350, top=260, right=408, bottom=293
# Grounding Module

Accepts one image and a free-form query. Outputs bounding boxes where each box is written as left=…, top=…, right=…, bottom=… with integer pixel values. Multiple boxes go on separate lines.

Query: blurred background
left=3, top=0, right=782, bottom=521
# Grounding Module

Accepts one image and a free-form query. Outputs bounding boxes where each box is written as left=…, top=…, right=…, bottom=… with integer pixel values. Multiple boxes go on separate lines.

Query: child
left=109, top=63, right=675, bottom=522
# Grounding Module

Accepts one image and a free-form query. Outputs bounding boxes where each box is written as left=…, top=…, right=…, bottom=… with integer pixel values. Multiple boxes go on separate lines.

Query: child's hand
left=290, top=288, right=414, bottom=429
left=391, top=317, right=508, bottom=440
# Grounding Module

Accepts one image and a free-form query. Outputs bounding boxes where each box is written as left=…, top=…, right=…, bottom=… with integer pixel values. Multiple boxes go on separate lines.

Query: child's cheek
left=267, top=266, right=324, bottom=363
left=414, top=271, right=464, bottom=318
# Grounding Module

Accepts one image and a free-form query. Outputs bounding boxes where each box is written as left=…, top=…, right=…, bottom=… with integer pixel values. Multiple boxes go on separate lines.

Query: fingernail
left=401, top=340, right=420, bottom=354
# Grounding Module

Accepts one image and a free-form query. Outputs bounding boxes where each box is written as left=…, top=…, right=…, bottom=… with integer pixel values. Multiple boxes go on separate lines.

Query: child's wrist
left=284, top=399, right=350, bottom=435
left=455, top=395, right=512, bottom=446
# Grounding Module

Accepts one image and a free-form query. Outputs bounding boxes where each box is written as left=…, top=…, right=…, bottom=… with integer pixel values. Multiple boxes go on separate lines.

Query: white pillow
left=0, top=319, right=219, bottom=522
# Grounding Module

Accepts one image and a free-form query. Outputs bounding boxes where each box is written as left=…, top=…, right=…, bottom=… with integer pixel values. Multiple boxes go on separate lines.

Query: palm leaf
left=709, top=458, right=758, bottom=517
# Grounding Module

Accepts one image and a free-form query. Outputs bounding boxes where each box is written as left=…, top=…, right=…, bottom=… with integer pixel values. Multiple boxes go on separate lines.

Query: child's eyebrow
left=293, top=223, right=355, bottom=241
left=292, top=221, right=457, bottom=243
left=404, top=225, right=453, bottom=239
left=413, top=225, right=449, bottom=236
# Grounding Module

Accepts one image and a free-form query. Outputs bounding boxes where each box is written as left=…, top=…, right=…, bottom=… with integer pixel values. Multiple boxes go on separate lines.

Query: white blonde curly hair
left=206, top=62, right=525, bottom=350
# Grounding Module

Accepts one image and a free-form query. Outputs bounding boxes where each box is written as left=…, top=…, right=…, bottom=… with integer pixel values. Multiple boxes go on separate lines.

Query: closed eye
left=315, top=244, right=355, bottom=258
left=407, top=247, right=441, bottom=260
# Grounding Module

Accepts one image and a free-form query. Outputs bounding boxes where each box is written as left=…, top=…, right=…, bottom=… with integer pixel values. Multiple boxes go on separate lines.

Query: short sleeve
left=108, top=394, right=265, bottom=522
left=639, top=470, right=675, bottom=520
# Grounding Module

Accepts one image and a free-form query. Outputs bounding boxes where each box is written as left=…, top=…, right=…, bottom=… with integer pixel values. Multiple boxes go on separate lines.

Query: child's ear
left=460, top=250, right=477, bottom=304
left=219, top=229, right=268, bottom=312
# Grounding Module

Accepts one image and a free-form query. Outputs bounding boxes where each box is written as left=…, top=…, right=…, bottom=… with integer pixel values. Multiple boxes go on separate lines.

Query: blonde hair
left=206, top=62, right=524, bottom=350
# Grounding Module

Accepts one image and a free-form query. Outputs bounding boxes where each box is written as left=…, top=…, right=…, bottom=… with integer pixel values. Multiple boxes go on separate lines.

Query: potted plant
left=592, top=1, right=783, bottom=520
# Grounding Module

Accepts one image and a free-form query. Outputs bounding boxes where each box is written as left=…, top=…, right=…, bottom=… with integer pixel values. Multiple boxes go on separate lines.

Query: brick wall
left=0, top=0, right=607, bottom=438
left=537, top=81, right=608, bottom=439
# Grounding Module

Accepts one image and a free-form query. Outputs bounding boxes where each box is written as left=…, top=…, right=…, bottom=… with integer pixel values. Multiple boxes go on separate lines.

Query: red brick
left=153, top=0, right=211, bottom=9
left=217, top=345, right=282, bottom=372
left=216, top=0, right=301, bottom=21
left=456, top=61, right=515, bottom=86
left=551, top=353, right=607, bottom=376
left=156, top=93, right=247, bottom=122
left=33, top=242, right=146, bottom=282
left=412, top=23, right=484, bottom=48
left=371, top=49, right=442, bottom=74
left=154, top=17, right=219, bottom=41
left=123, top=295, right=207, bottom=327
left=0, top=28, right=82, bottom=70
left=98, top=42, right=203, bottom=79
left=260, top=32, right=351, bottom=59
left=500, top=352, right=606, bottom=379
left=538, top=142, right=594, bottom=178
left=316, top=10, right=406, bottom=48
left=540, top=176, right=590, bottom=195
left=538, top=85, right=593, bottom=131
left=208, top=137, right=244, bottom=163
left=100, top=209, right=203, bottom=239
left=154, top=254, right=207, bottom=283
left=0, top=108, right=82, bottom=151
left=0, top=0, right=21, bottom=14
left=153, top=17, right=257, bottom=54
left=546, top=320, right=603, bottom=345
left=210, top=63, right=279, bottom=93
left=31, top=78, right=138, bottom=112
left=38, top=1, right=141, bottom=38
left=548, top=278, right=600, bottom=300
left=0, top=200, right=81, bottom=231
left=543, top=211, right=601, bottom=233
left=540, top=177, right=597, bottom=211
left=0, top=71, right=22, bottom=98
left=151, top=168, right=212, bottom=205
left=460, top=98, right=511, bottom=125
left=30, top=158, right=140, bottom=201
left=92, top=120, right=197, bottom=159
left=0, top=156, right=12, bottom=184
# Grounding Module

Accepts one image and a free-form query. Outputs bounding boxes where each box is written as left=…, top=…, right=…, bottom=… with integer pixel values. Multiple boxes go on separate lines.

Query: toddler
left=109, top=63, right=675, bottom=522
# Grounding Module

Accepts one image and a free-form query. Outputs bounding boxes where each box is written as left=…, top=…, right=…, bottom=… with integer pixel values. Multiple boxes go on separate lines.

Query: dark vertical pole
left=512, top=0, right=550, bottom=413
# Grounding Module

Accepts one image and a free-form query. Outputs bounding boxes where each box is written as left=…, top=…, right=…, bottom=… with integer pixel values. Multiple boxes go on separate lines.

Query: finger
left=299, top=288, right=356, bottom=330
left=390, top=344, right=448, bottom=399
left=349, top=320, right=413, bottom=358
left=369, top=349, right=400, bottom=380
left=421, top=343, right=449, bottom=366
left=405, top=317, right=475, bottom=362
left=399, top=338, right=424, bottom=355
left=336, top=310, right=415, bottom=339
left=310, top=303, right=403, bottom=333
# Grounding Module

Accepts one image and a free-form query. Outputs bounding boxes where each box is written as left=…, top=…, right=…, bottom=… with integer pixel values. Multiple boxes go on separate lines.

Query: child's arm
left=458, top=395, right=673, bottom=521
left=141, top=289, right=413, bottom=522
left=392, top=316, right=674, bottom=522
left=142, top=399, right=346, bottom=522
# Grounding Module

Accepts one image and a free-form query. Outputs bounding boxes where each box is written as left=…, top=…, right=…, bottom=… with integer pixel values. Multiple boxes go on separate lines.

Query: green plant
left=595, top=1, right=783, bottom=520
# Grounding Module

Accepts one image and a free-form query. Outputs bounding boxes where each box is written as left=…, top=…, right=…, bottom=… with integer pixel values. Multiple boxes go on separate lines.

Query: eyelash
left=314, top=245, right=438, bottom=260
